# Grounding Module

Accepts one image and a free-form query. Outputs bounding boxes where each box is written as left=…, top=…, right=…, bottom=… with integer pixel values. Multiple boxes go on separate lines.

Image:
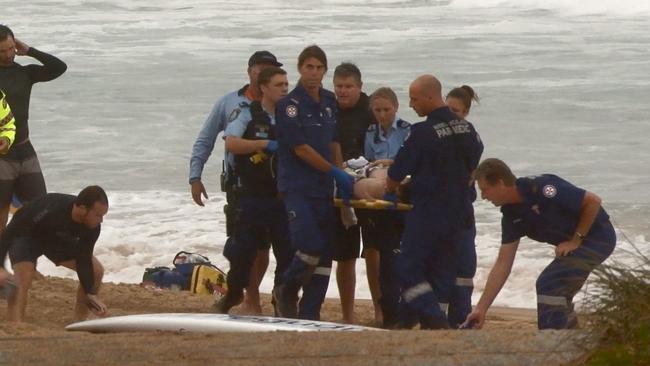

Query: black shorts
left=333, top=209, right=380, bottom=261
left=333, top=210, right=405, bottom=261
left=0, top=142, right=47, bottom=207
left=7, top=236, right=73, bottom=266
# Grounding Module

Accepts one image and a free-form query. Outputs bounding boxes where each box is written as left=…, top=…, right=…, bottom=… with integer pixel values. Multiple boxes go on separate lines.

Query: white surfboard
left=65, top=313, right=381, bottom=333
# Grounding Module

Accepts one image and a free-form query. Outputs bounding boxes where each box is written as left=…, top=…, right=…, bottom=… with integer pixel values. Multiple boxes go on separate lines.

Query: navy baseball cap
left=248, top=51, right=283, bottom=67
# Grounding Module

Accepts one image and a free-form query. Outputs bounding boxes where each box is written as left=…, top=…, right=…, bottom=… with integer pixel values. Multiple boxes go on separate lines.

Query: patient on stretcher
left=344, top=156, right=409, bottom=201
left=337, top=157, right=411, bottom=228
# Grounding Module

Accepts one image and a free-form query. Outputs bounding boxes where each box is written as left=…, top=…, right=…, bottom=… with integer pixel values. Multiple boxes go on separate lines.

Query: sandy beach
left=0, top=276, right=591, bottom=365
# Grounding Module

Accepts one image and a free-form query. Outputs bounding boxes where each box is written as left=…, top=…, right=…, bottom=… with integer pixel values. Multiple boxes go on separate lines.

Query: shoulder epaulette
left=397, top=119, right=411, bottom=129
left=237, top=84, right=249, bottom=96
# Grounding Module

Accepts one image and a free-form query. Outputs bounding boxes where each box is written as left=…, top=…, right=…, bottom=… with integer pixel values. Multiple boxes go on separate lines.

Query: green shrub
left=584, top=245, right=650, bottom=365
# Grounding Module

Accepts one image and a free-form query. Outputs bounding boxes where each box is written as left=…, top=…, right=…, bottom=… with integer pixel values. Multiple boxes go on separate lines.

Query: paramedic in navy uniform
left=463, top=158, right=616, bottom=329
left=384, top=75, right=482, bottom=329
left=272, top=45, right=353, bottom=320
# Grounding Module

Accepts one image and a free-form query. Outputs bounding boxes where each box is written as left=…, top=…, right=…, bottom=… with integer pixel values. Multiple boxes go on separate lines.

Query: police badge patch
left=542, top=184, right=557, bottom=198
left=228, top=108, right=241, bottom=122
left=286, top=105, right=298, bottom=118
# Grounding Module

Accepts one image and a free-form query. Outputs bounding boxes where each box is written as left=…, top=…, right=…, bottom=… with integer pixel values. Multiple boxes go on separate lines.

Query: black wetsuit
left=336, top=93, right=372, bottom=161
left=333, top=93, right=376, bottom=261
left=0, top=47, right=67, bottom=146
left=0, top=193, right=100, bottom=295
left=0, top=47, right=67, bottom=205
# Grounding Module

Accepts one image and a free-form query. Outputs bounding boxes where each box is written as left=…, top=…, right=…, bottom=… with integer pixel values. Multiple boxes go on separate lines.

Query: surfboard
left=333, top=198, right=412, bottom=211
left=65, top=313, right=382, bottom=333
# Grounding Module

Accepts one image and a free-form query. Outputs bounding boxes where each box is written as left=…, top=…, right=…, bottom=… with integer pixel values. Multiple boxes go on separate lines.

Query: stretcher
left=333, top=198, right=412, bottom=211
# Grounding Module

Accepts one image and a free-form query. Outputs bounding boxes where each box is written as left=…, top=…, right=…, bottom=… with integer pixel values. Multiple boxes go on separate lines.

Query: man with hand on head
left=463, top=158, right=616, bottom=330
left=189, top=50, right=283, bottom=314
left=272, top=45, right=353, bottom=320
left=0, top=186, right=109, bottom=322
left=213, top=66, right=293, bottom=314
left=0, top=24, right=67, bottom=237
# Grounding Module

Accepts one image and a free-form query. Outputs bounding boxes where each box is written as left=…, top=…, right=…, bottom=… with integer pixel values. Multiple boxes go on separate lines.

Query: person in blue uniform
left=385, top=75, right=482, bottom=329
left=444, top=85, right=484, bottom=328
left=362, top=87, right=410, bottom=328
left=463, top=158, right=616, bottom=329
left=213, top=67, right=293, bottom=314
left=188, top=51, right=282, bottom=314
left=272, top=45, right=353, bottom=320
left=331, top=62, right=377, bottom=324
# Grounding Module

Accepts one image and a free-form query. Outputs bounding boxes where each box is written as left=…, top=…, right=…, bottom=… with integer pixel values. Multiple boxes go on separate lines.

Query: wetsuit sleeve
left=223, top=108, right=251, bottom=138
left=537, top=176, right=586, bottom=213
left=189, top=97, right=229, bottom=182
left=387, top=126, right=420, bottom=182
left=24, top=47, right=67, bottom=83
left=76, top=228, right=100, bottom=295
left=276, top=101, right=307, bottom=148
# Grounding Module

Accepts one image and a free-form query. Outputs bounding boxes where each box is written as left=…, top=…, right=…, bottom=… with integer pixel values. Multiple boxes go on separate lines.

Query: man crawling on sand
left=0, top=186, right=109, bottom=322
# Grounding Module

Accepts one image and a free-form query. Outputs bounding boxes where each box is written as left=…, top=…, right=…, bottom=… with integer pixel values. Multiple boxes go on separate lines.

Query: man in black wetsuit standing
left=0, top=186, right=109, bottom=322
left=0, top=24, right=67, bottom=236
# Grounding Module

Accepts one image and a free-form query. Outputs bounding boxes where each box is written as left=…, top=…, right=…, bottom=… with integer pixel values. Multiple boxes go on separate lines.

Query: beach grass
left=583, top=242, right=650, bottom=365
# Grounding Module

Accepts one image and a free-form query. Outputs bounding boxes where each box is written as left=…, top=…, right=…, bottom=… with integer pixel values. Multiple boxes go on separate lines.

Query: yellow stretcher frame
left=333, top=198, right=412, bottom=211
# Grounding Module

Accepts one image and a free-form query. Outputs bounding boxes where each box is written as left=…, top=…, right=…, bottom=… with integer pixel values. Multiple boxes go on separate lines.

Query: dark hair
left=333, top=62, right=362, bottom=84
left=75, top=185, right=109, bottom=208
left=297, top=45, right=327, bottom=70
left=369, top=87, right=399, bottom=109
left=446, top=85, right=479, bottom=112
left=0, top=25, right=14, bottom=42
left=257, top=66, right=287, bottom=87
left=473, top=158, right=516, bottom=186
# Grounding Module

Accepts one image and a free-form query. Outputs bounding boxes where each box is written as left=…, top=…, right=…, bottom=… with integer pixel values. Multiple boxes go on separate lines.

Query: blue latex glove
left=382, top=192, right=398, bottom=209
left=328, top=167, right=354, bottom=204
left=264, top=140, right=279, bottom=154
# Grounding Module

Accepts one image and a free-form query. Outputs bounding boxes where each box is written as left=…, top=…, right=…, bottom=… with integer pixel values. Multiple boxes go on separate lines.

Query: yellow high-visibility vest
left=0, top=90, right=16, bottom=153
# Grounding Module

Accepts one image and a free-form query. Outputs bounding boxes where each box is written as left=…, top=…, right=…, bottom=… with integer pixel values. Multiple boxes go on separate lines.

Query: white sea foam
left=448, top=0, right=650, bottom=16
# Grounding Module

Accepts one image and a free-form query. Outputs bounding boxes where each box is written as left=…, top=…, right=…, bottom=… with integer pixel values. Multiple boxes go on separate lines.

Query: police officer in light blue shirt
left=364, top=117, right=410, bottom=162
left=188, top=50, right=283, bottom=313
left=362, top=87, right=410, bottom=328
left=189, top=50, right=283, bottom=207
left=272, top=45, right=354, bottom=321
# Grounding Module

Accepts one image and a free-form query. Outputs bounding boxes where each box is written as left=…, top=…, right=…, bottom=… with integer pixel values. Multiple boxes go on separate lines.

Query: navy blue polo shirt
left=388, top=107, right=482, bottom=217
left=275, top=82, right=338, bottom=198
left=500, top=175, right=610, bottom=245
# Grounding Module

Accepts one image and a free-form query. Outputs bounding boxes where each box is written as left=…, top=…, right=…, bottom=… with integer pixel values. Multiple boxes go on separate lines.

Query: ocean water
left=4, top=0, right=649, bottom=308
